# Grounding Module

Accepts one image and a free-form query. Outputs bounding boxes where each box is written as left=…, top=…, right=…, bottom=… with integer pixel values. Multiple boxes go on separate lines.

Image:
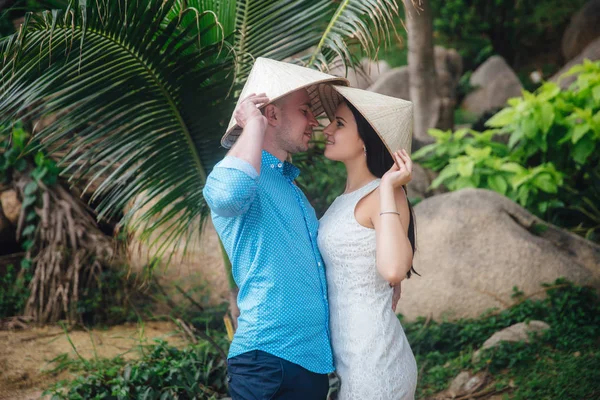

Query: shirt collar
left=261, top=150, right=300, bottom=180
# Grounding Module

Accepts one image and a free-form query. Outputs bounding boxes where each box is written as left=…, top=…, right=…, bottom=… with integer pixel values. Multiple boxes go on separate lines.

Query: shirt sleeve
left=202, top=156, right=259, bottom=217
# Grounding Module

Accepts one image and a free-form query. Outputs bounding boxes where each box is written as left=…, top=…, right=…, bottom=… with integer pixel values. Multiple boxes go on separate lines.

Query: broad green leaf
left=536, top=82, right=560, bottom=102
left=533, top=173, right=558, bottom=193
left=464, top=145, right=491, bottom=160
left=488, top=174, right=508, bottom=195
left=451, top=176, right=477, bottom=190
left=508, top=129, right=524, bottom=149
left=499, top=162, right=524, bottom=174
left=485, top=107, right=517, bottom=128
left=572, top=135, right=595, bottom=164
left=562, top=64, right=587, bottom=77
left=456, top=159, right=475, bottom=177
left=34, top=152, right=45, bottom=166
left=431, top=164, right=458, bottom=189
left=412, top=143, right=438, bottom=160
left=592, top=85, right=600, bottom=103
left=428, top=129, right=452, bottom=141
left=572, top=123, right=590, bottom=144
left=539, top=102, right=555, bottom=134
left=454, top=128, right=470, bottom=140
left=24, top=181, right=38, bottom=195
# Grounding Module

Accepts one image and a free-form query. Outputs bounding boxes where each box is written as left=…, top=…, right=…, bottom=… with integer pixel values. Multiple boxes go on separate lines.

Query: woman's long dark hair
left=346, top=101, right=419, bottom=278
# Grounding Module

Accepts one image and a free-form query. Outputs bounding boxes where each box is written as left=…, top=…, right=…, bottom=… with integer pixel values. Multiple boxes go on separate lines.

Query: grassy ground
left=1, top=279, right=597, bottom=399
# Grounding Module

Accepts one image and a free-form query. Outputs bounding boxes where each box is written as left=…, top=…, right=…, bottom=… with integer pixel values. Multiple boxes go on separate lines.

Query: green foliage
left=0, top=123, right=62, bottom=316
left=44, top=336, right=229, bottom=400
left=295, top=140, right=347, bottom=218
left=414, top=60, right=600, bottom=241
left=1, top=123, right=60, bottom=250
left=404, top=279, right=600, bottom=398
left=0, top=1, right=68, bottom=36
left=429, top=0, right=588, bottom=69
left=76, top=266, right=158, bottom=327
left=44, top=280, right=599, bottom=399
left=0, top=263, right=29, bottom=318
left=0, top=0, right=403, bottom=267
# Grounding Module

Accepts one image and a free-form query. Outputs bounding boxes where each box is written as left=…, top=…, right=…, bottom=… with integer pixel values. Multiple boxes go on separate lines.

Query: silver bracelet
left=380, top=211, right=400, bottom=216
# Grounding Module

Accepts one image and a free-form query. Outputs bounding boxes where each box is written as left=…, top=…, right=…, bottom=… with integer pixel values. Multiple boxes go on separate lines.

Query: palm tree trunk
left=403, top=0, right=440, bottom=148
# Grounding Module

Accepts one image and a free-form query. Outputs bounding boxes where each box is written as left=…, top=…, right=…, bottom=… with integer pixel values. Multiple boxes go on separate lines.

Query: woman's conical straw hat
left=320, top=85, right=413, bottom=155
left=222, top=57, right=350, bottom=148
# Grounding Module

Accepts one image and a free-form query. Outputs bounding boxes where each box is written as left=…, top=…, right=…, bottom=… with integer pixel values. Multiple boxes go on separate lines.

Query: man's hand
left=234, top=92, right=269, bottom=129
left=391, top=282, right=401, bottom=312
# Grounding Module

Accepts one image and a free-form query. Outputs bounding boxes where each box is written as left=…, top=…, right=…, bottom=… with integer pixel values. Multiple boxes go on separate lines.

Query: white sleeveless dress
left=318, top=179, right=418, bottom=400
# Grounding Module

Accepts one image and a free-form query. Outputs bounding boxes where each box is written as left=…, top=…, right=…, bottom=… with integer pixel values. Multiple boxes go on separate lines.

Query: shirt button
left=278, top=163, right=283, bottom=168
left=270, top=164, right=274, bottom=168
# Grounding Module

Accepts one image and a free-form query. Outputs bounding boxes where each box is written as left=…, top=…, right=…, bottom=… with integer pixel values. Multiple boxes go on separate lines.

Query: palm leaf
left=0, top=0, right=236, bottom=260
left=1, top=0, right=402, bottom=264
left=233, top=0, right=401, bottom=79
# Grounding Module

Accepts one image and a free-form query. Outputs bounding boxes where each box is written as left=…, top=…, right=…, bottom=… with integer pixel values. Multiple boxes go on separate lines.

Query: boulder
left=368, top=46, right=462, bottom=107
left=406, top=163, right=444, bottom=200
left=551, top=37, right=600, bottom=89
left=562, top=0, right=600, bottom=62
left=367, top=66, right=410, bottom=100
left=472, top=321, right=550, bottom=362
left=447, top=371, right=489, bottom=398
left=396, top=189, right=600, bottom=322
left=461, top=56, right=523, bottom=117
left=329, top=57, right=391, bottom=90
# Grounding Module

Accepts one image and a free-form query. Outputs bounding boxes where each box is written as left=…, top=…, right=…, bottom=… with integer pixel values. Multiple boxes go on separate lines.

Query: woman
left=318, top=85, right=418, bottom=399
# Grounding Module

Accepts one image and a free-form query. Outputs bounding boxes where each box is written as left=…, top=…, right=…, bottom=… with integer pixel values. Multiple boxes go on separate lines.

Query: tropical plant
left=1, top=124, right=117, bottom=323
left=0, top=0, right=403, bottom=323
left=414, top=60, right=600, bottom=241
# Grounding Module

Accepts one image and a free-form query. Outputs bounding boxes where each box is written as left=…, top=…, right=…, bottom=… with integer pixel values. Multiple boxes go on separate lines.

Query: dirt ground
left=0, top=321, right=187, bottom=400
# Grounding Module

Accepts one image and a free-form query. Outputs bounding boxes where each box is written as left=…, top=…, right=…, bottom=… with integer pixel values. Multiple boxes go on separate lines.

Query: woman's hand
left=381, top=149, right=413, bottom=189
left=234, top=92, right=269, bottom=130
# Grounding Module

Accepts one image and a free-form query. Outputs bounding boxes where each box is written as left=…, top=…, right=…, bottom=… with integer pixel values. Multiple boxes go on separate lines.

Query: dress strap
left=351, top=179, right=381, bottom=206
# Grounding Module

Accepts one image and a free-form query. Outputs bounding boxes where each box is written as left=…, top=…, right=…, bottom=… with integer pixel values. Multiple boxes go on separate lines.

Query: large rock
left=461, top=56, right=523, bottom=117
left=396, top=189, right=600, bottom=321
left=472, top=321, right=550, bottom=362
left=406, top=163, right=444, bottom=200
left=368, top=66, right=410, bottom=99
left=552, top=37, right=600, bottom=89
left=329, top=57, right=390, bottom=90
left=368, top=46, right=462, bottom=107
left=447, top=371, right=489, bottom=398
left=562, top=0, right=600, bottom=62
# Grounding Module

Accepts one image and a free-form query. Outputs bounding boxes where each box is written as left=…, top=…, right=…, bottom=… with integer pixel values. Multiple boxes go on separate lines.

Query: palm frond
left=233, top=0, right=400, bottom=79
left=0, top=0, right=236, bottom=259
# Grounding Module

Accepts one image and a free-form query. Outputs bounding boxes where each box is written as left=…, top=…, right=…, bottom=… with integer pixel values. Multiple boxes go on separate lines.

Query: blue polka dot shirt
left=202, top=150, right=334, bottom=374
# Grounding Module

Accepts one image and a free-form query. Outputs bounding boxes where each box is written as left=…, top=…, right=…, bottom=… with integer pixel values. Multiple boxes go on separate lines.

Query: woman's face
left=322, top=102, right=365, bottom=162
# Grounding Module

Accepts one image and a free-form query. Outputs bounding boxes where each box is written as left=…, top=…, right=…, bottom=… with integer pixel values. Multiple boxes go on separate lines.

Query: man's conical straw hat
left=222, top=57, right=350, bottom=148
left=320, top=85, right=413, bottom=155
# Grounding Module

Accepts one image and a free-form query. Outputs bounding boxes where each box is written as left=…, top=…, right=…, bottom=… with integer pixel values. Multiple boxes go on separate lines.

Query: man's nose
left=308, top=110, right=318, bottom=127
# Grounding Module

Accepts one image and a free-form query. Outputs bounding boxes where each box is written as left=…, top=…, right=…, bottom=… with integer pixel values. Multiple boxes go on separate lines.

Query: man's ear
left=264, top=104, right=280, bottom=127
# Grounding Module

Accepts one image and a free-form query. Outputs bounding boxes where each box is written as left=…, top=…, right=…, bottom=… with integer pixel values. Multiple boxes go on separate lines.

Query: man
left=203, top=58, right=348, bottom=399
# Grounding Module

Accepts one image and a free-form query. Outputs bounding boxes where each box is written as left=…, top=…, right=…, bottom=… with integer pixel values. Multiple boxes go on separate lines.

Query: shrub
left=414, top=60, right=600, bottom=241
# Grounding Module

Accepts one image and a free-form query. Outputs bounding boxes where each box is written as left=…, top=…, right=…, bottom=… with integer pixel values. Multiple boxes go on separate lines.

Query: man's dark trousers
left=227, top=350, right=329, bottom=399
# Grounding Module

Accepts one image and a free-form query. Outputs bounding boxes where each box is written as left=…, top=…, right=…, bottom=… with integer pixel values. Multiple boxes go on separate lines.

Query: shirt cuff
left=216, top=156, right=259, bottom=179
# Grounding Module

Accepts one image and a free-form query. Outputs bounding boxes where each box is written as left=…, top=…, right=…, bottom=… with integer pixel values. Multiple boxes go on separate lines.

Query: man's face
left=273, top=89, right=319, bottom=154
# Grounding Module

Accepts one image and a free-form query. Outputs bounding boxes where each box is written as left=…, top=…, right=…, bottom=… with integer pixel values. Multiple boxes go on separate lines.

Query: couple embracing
left=203, top=57, right=418, bottom=400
